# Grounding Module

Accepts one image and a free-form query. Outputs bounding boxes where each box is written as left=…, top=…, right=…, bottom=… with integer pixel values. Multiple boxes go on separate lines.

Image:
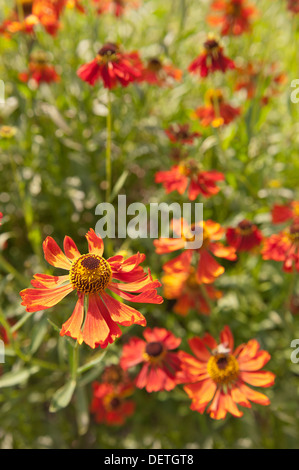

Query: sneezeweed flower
left=0, top=126, right=17, bottom=139
left=179, top=326, right=275, bottom=420
left=20, top=229, right=163, bottom=349
left=207, top=0, right=257, bottom=36
left=287, top=0, right=299, bottom=13
left=90, top=381, right=135, bottom=425
left=193, top=89, right=241, bottom=128
left=19, top=51, right=60, bottom=86
left=164, top=124, right=201, bottom=145
left=101, top=364, right=131, bottom=387
left=155, top=160, right=225, bottom=200
left=138, top=57, right=182, bottom=87
left=77, top=42, right=143, bottom=89
left=261, top=221, right=299, bottom=273
left=188, top=35, right=235, bottom=78
left=162, top=266, right=222, bottom=316
left=271, top=201, right=299, bottom=225
left=226, top=219, right=263, bottom=252
left=0, top=0, right=67, bottom=37
left=154, top=218, right=237, bottom=284
left=92, top=0, right=139, bottom=17
left=120, top=327, right=182, bottom=392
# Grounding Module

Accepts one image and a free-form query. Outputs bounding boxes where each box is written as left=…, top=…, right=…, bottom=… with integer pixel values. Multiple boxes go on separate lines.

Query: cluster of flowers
left=1, top=0, right=298, bottom=424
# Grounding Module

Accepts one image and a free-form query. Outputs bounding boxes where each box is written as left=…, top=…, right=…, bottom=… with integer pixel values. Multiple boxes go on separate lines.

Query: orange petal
left=60, top=292, right=84, bottom=344
left=85, top=229, right=104, bottom=256
left=101, top=292, right=146, bottom=327
left=240, top=371, right=275, bottom=388
left=31, top=273, right=70, bottom=288
left=196, top=249, right=224, bottom=283
left=63, top=236, right=81, bottom=261
left=238, top=383, right=271, bottom=406
left=43, top=236, right=72, bottom=270
left=20, top=283, right=74, bottom=312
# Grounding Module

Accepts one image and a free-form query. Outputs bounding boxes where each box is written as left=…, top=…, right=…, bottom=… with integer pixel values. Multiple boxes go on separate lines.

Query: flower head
left=138, top=57, right=182, bottom=87
left=193, top=89, right=241, bottom=127
left=179, top=326, right=275, bottom=420
left=20, top=229, right=163, bottom=349
left=262, top=221, right=299, bottom=273
left=19, top=51, right=60, bottom=85
left=155, top=160, right=224, bottom=201
left=77, top=43, right=143, bottom=88
left=162, top=266, right=222, bottom=316
left=91, top=381, right=135, bottom=425
left=207, top=0, right=257, bottom=36
left=120, top=327, right=182, bottom=392
left=226, top=219, right=263, bottom=252
left=164, top=124, right=201, bottom=145
left=188, top=36, right=235, bottom=78
left=154, top=218, right=236, bottom=284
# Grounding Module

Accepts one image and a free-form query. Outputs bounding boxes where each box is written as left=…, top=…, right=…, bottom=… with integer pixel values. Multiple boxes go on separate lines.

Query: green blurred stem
left=106, top=90, right=112, bottom=203
left=0, top=252, right=28, bottom=285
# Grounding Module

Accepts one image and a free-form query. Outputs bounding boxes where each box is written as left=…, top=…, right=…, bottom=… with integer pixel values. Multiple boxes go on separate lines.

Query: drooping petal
left=101, top=292, right=146, bottom=327
left=31, top=273, right=70, bottom=288
left=60, top=292, right=84, bottom=344
left=20, top=283, right=74, bottom=312
left=43, top=236, right=72, bottom=270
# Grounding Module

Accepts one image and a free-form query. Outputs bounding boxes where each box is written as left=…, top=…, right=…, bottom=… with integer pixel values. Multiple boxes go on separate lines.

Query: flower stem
left=106, top=90, right=112, bottom=203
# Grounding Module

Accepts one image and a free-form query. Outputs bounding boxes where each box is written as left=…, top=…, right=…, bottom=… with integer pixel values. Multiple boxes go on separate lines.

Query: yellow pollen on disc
left=69, top=254, right=112, bottom=294
left=207, top=353, right=239, bottom=385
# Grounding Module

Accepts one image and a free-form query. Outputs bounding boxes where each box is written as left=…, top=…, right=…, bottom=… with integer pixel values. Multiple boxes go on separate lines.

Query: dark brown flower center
left=216, top=356, right=228, bottom=370
left=147, top=58, right=162, bottom=72
left=238, top=219, right=253, bottom=235
left=17, top=0, right=34, bottom=17
left=70, top=254, right=112, bottom=294
left=109, top=397, right=121, bottom=410
left=204, top=39, right=220, bottom=51
left=145, top=341, right=164, bottom=357
left=290, top=222, right=299, bottom=240
left=98, top=43, right=120, bottom=57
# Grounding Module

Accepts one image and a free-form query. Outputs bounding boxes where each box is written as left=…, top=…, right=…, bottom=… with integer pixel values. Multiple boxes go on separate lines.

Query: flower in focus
left=261, top=221, right=299, bottom=273
left=162, top=266, right=222, bottom=316
left=77, top=42, right=143, bottom=88
left=155, top=160, right=225, bottom=200
left=120, top=327, right=182, bottom=392
left=287, top=0, right=299, bottom=13
left=193, top=89, right=241, bottom=127
left=154, top=218, right=237, bottom=284
left=188, top=35, right=235, bottom=78
left=138, top=57, right=182, bottom=87
left=20, top=229, right=163, bottom=349
left=271, top=201, right=299, bottom=225
left=179, top=326, right=275, bottom=420
left=207, top=0, right=257, bottom=36
left=92, top=0, right=139, bottom=17
left=90, top=381, right=135, bottom=425
left=19, top=51, right=60, bottom=86
left=226, top=219, right=263, bottom=252
left=164, top=124, right=201, bottom=145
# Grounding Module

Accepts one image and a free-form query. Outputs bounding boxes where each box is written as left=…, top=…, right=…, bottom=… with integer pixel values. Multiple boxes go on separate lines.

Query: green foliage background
left=0, top=0, right=299, bottom=449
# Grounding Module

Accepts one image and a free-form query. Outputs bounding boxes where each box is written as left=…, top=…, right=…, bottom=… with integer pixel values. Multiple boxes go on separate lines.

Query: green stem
left=0, top=252, right=28, bottom=285
left=106, top=90, right=112, bottom=203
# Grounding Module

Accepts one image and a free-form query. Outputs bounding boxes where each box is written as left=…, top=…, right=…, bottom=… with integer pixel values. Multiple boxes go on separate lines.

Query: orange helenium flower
left=162, top=266, right=222, bottom=316
left=261, top=221, right=299, bottom=273
left=193, top=89, right=241, bottom=127
left=138, top=58, right=182, bottom=87
left=226, top=219, right=263, bottom=252
left=77, top=42, right=143, bottom=88
left=188, top=36, right=235, bottom=78
left=179, top=326, right=275, bottom=420
left=207, top=0, right=257, bottom=36
left=120, top=327, right=182, bottom=392
left=20, top=229, right=163, bottom=349
left=154, top=218, right=236, bottom=284
left=90, top=381, right=135, bottom=425
left=155, top=161, right=224, bottom=201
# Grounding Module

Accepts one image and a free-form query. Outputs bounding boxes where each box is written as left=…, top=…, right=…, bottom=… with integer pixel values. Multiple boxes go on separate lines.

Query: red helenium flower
left=77, top=42, right=143, bottom=89
left=226, top=219, right=263, bottom=252
left=90, top=381, right=135, bottom=425
left=19, top=52, right=60, bottom=85
left=164, top=124, right=201, bottom=145
left=179, top=326, right=275, bottom=420
left=20, top=229, right=163, bottom=349
left=271, top=201, right=299, bottom=224
left=207, top=0, right=257, bottom=36
left=92, top=0, right=139, bottom=17
left=261, top=222, right=299, bottom=273
left=138, top=57, right=182, bottom=87
left=188, top=36, right=235, bottom=78
left=287, top=0, right=299, bottom=13
left=155, top=161, right=224, bottom=201
left=154, top=218, right=237, bottom=284
left=193, top=89, right=241, bottom=127
left=120, top=327, right=182, bottom=392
